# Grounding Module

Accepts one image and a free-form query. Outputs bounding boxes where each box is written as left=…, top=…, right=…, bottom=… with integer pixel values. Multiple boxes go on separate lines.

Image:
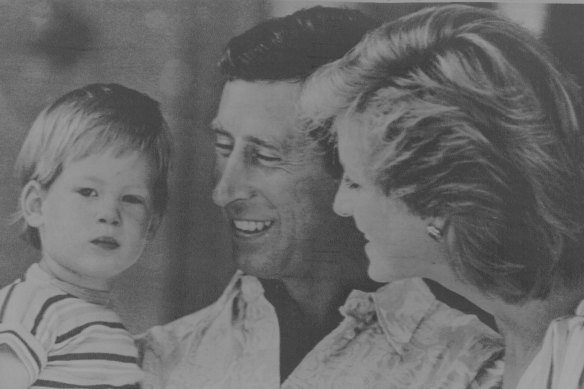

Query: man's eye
left=255, top=152, right=281, bottom=162
left=122, top=195, right=145, bottom=205
left=77, top=188, right=97, bottom=197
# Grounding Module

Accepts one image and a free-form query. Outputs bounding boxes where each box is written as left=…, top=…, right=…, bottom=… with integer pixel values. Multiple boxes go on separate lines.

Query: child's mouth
left=91, top=237, right=120, bottom=250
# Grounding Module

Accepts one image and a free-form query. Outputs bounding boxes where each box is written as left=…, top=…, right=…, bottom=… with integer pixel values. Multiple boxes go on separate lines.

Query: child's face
left=34, top=149, right=158, bottom=290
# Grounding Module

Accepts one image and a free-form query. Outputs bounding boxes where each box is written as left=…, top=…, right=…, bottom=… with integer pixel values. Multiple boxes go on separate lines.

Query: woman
left=301, top=5, right=584, bottom=389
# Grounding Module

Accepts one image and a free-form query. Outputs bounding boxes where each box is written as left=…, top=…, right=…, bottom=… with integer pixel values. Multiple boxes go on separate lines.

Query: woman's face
left=333, top=115, right=451, bottom=283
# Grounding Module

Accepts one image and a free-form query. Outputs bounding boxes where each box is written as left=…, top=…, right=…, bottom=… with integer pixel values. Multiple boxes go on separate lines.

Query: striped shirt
left=0, top=264, right=143, bottom=388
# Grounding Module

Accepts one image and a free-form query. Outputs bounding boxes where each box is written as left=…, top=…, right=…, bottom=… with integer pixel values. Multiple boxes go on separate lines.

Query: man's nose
left=212, top=154, right=253, bottom=207
left=332, top=185, right=352, bottom=218
left=97, top=197, right=121, bottom=226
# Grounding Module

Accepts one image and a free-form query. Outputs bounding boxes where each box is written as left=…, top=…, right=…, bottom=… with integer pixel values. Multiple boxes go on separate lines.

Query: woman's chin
left=367, top=262, right=402, bottom=283
left=365, top=245, right=412, bottom=283
left=365, top=247, right=393, bottom=283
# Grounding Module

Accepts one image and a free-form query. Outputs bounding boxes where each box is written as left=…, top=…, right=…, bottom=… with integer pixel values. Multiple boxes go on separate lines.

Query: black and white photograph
left=0, top=1, right=584, bottom=388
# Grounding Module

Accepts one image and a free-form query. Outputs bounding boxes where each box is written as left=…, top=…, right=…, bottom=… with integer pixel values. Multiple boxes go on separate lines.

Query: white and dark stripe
left=0, top=265, right=143, bottom=387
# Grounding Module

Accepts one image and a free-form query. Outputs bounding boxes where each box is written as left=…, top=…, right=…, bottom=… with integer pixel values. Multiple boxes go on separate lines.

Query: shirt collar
left=228, top=273, right=436, bottom=355
left=220, top=270, right=266, bottom=306
left=27, top=263, right=112, bottom=306
left=341, top=278, right=435, bottom=355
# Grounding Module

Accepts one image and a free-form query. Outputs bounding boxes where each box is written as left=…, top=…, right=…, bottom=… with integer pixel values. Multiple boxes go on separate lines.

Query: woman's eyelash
left=343, top=176, right=360, bottom=189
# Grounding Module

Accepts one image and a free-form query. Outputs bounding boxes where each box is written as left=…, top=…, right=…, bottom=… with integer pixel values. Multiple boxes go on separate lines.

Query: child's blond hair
left=15, top=83, right=172, bottom=249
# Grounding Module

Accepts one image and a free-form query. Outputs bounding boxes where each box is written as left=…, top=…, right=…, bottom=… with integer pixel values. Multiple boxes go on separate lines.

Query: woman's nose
left=333, top=184, right=353, bottom=218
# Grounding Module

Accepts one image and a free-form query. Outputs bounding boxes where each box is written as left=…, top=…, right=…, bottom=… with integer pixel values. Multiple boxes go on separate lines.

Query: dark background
left=0, top=1, right=580, bottom=333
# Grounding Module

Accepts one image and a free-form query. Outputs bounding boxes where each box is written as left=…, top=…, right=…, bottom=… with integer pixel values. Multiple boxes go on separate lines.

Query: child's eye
left=77, top=188, right=97, bottom=197
left=122, top=195, right=146, bottom=205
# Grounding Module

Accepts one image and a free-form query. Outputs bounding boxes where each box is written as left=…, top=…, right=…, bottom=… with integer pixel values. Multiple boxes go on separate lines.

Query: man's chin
left=233, top=252, right=285, bottom=279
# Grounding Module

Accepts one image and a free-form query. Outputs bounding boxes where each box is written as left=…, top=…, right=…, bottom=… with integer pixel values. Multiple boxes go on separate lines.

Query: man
left=138, top=7, right=503, bottom=389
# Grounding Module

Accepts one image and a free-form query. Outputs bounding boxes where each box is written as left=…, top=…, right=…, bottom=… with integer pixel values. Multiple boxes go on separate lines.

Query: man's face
left=211, top=80, right=350, bottom=279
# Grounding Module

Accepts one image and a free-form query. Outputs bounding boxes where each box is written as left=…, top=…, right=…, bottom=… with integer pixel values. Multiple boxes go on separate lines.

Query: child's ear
left=20, top=180, right=45, bottom=228
left=146, top=213, right=161, bottom=241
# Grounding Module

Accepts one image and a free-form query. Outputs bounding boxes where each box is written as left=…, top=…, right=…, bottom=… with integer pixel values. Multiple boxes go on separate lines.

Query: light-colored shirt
left=517, top=299, right=584, bottom=389
left=138, top=271, right=504, bottom=389
left=0, top=264, right=143, bottom=388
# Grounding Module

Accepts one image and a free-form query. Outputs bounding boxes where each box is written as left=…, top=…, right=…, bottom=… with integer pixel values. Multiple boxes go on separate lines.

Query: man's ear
left=20, top=180, right=45, bottom=228
left=146, top=213, right=162, bottom=241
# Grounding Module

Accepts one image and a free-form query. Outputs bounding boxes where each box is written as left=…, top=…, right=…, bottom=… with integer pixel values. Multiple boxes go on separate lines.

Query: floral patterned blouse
left=136, top=272, right=504, bottom=389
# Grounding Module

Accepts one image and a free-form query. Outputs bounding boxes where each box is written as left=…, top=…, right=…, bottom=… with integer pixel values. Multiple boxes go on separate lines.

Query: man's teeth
left=233, top=220, right=273, bottom=233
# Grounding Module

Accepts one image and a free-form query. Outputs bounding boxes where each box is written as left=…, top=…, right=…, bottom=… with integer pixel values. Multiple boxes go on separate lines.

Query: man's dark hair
left=219, top=6, right=378, bottom=176
left=219, top=7, right=377, bottom=81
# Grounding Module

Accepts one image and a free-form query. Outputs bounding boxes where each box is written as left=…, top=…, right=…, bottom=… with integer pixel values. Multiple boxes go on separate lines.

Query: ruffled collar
left=340, top=278, right=435, bottom=354
left=228, top=272, right=437, bottom=355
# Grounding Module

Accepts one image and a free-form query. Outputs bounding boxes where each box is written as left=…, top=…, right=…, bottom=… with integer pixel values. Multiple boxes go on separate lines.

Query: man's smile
left=232, top=219, right=274, bottom=236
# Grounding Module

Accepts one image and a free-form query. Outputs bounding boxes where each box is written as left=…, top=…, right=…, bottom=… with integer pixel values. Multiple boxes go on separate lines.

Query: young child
left=0, top=83, right=172, bottom=388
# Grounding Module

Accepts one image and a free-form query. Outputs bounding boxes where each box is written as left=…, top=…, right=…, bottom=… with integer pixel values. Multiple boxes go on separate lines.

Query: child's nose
left=97, top=199, right=121, bottom=226
left=99, top=214, right=120, bottom=226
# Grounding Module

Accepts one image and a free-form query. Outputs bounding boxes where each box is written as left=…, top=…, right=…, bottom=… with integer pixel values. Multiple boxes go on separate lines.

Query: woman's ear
left=426, top=216, right=449, bottom=242
left=431, top=216, right=448, bottom=232
left=20, top=180, right=45, bottom=228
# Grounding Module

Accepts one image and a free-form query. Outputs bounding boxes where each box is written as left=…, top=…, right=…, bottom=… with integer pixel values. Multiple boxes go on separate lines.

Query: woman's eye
left=122, top=195, right=145, bottom=205
left=214, top=142, right=233, bottom=156
left=77, top=188, right=97, bottom=197
left=343, top=175, right=360, bottom=190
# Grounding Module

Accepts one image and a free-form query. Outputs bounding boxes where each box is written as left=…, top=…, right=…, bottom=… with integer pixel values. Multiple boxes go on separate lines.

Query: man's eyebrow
left=211, top=121, right=279, bottom=151
left=213, top=127, right=232, bottom=138
left=247, top=136, right=279, bottom=151
left=210, top=119, right=280, bottom=151
left=210, top=122, right=233, bottom=142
